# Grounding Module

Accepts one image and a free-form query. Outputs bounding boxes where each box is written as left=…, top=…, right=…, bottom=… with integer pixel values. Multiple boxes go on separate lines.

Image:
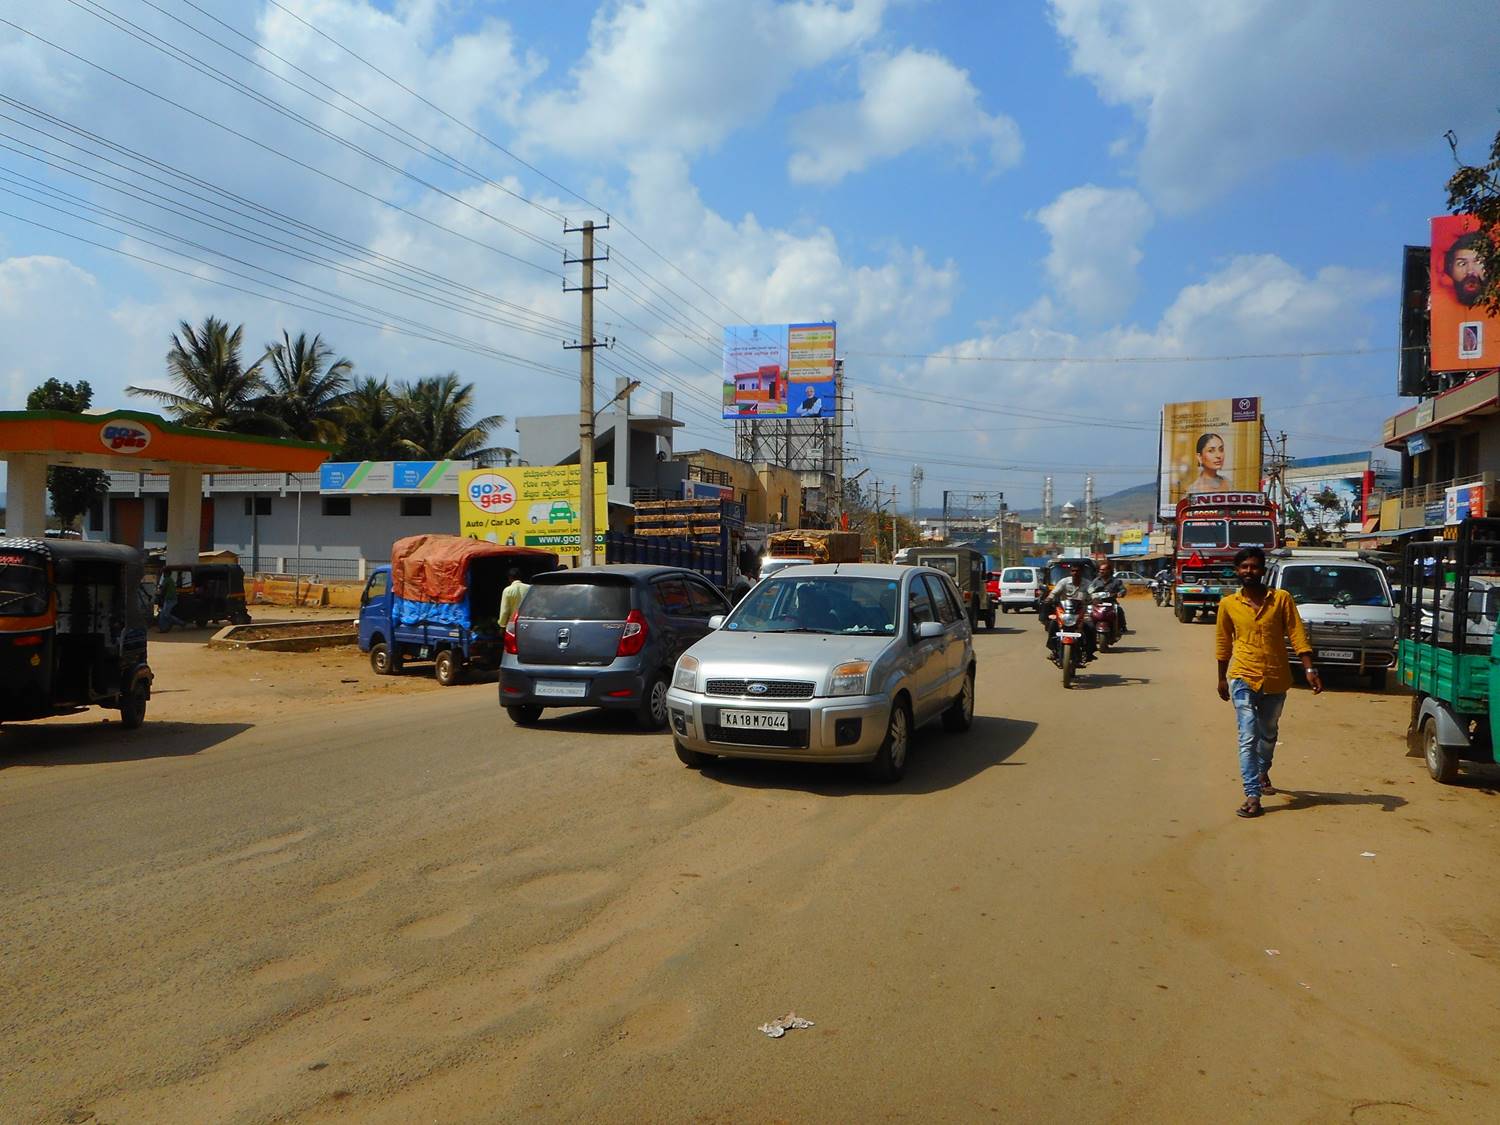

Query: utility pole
left=565, top=218, right=610, bottom=566
left=890, top=483, right=899, bottom=560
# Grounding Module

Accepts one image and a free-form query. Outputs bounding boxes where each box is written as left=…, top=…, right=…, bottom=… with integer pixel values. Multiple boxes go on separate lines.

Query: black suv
left=500, top=565, right=731, bottom=729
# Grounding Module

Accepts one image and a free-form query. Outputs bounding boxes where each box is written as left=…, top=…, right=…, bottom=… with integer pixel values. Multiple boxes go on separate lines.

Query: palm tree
left=127, top=316, right=277, bottom=432
left=260, top=330, right=353, bottom=444
left=337, top=376, right=404, bottom=461
left=393, top=373, right=505, bottom=459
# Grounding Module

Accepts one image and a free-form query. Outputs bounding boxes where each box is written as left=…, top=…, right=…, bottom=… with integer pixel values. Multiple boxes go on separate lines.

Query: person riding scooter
left=1044, top=562, right=1097, bottom=662
left=1091, top=561, right=1128, bottom=634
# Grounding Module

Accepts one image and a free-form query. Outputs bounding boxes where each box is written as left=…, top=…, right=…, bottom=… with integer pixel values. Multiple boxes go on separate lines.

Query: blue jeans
left=1230, top=678, right=1286, bottom=799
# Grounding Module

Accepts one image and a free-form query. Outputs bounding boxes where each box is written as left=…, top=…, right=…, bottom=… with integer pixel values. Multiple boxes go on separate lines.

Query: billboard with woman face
left=1158, top=397, right=1262, bottom=518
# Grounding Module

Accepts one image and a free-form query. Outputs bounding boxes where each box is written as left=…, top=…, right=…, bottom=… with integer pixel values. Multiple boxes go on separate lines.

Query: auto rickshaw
left=154, top=563, right=250, bottom=631
left=0, top=537, right=153, bottom=729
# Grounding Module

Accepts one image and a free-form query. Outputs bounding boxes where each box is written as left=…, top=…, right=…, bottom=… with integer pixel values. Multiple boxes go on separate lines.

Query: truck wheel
left=507, top=704, right=542, bottom=725
left=1421, top=716, right=1460, bottom=784
left=434, top=649, right=464, bottom=687
left=1175, top=597, right=1191, bottom=624
left=370, top=642, right=395, bottom=675
left=674, top=739, right=714, bottom=769
left=985, top=609, right=997, bottom=630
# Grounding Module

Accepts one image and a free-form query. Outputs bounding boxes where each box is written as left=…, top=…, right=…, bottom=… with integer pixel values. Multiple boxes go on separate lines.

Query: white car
left=994, top=566, right=1046, bottom=612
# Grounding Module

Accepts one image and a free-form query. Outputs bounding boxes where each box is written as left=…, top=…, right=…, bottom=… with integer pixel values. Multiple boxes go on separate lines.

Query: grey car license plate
left=720, top=710, right=789, bottom=731
left=535, top=680, right=587, bottom=698
left=1318, top=649, right=1355, bottom=661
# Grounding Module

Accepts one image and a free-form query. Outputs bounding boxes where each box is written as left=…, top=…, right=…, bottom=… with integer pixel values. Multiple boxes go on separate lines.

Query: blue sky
left=2, top=0, right=1496, bottom=508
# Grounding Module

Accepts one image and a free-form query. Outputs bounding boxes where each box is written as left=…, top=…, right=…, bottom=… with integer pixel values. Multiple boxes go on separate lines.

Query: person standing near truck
left=1215, top=546, right=1322, bottom=819
left=499, top=568, right=530, bottom=629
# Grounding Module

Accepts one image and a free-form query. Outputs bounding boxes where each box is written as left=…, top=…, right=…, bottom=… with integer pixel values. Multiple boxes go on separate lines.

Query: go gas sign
left=465, top=472, right=517, bottom=514
left=99, top=419, right=152, bottom=453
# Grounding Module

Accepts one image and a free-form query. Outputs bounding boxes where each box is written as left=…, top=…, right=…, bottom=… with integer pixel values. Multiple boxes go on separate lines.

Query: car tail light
left=10, top=634, right=43, bottom=646
left=617, top=609, right=648, bottom=656
left=503, top=613, right=519, bottom=655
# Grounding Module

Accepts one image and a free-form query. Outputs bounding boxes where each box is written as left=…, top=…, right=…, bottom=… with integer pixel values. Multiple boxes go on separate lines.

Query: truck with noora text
left=1172, top=491, right=1279, bottom=623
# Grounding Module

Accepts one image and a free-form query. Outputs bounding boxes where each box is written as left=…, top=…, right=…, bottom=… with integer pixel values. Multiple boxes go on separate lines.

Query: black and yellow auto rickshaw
left=154, top=563, right=250, bottom=631
left=0, top=537, right=153, bottom=729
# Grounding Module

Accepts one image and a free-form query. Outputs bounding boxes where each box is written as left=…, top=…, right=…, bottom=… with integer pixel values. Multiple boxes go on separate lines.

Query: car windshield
left=0, top=552, right=49, bottom=616
left=725, top=575, right=900, bottom=635
left=1281, top=565, right=1390, bottom=608
left=1181, top=521, right=1227, bottom=548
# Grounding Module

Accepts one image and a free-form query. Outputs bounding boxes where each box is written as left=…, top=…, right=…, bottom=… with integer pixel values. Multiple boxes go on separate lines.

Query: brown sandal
left=1259, top=774, right=1277, bottom=795
left=1236, top=798, right=1262, bottom=818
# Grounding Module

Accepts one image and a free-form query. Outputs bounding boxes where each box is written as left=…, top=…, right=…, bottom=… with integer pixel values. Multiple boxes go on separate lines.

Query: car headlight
left=1367, top=624, right=1395, bottom=639
left=829, top=660, right=870, bottom=697
left=673, top=654, right=700, bottom=692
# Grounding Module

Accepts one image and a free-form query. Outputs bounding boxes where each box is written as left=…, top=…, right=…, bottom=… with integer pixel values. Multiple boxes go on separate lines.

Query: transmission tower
left=910, top=465, right=924, bottom=522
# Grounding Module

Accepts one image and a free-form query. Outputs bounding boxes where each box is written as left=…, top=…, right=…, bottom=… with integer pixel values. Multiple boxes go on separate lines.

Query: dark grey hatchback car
left=500, top=565, right=731, bottom=729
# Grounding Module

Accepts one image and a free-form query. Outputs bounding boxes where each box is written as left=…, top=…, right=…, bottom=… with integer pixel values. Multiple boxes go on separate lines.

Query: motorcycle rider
left=1044, top=561, right=1097, bottom=662
left=1091, top=561, right=1128, bottom=634
left=1153, top=564, right=1173, bottom=605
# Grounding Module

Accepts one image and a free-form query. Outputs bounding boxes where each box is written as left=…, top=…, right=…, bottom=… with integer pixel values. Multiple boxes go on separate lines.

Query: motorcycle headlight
left=829, top=660, right=870, bottom=697
left=673, top=654, right=701, bottom=692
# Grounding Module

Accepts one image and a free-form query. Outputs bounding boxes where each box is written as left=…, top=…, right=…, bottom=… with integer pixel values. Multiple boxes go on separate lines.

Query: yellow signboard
left=458, top=464, right=607, bottom=558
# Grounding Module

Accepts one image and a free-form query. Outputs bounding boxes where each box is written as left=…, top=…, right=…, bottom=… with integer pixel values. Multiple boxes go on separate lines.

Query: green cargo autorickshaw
left=1400, top=518, right=1500, bottom=783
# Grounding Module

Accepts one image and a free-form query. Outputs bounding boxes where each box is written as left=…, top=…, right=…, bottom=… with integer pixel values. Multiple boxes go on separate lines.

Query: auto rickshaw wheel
left=119, top=675, right=149, bottom=730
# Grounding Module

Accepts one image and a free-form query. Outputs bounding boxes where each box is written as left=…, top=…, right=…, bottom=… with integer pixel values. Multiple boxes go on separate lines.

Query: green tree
left=126, top=316, right=278, bottom=432
left=336, top=376, right=404, bottom=461
left=393, top=373, right=505, bottom=459
left=1446, top=125, right=1500, bottom=315
left=25, top=378, right=108, bottom=531
left=260, top=330, right=353, bottom=444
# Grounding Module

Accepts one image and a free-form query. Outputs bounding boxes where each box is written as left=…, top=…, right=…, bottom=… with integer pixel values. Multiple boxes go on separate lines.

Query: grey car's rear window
left=522, top=580, right=632, bottom=620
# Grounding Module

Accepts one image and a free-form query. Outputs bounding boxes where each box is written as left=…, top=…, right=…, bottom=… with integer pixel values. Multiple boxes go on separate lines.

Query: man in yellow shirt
left=1215, top=546, right=1323, bottom=818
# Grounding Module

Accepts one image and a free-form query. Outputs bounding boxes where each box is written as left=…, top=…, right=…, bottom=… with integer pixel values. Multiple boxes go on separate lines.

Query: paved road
left=3, top=600, right=1498, bottom=1123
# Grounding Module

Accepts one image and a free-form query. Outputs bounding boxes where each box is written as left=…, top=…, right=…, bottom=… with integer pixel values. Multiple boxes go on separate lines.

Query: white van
left=1267, top=556, right=1396, bottom=689
left=995, top=566, right=1046, bottom=612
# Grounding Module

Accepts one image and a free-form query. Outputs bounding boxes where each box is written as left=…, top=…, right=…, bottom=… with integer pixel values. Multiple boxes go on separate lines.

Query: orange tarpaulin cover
left=390, top=535, right=556, bottom=604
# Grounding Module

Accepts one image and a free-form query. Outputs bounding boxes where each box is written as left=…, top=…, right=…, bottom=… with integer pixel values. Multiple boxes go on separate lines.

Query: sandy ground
left=2, top=599, right=1498, bottom=1124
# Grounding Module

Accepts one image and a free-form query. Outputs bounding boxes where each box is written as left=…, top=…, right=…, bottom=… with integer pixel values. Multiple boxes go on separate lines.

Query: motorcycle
left=1048, top=598, right=1093, bottom=688
left=1091, top=594, right=1122, bottom=651
left=1151, top=576, right=1172, bottom=607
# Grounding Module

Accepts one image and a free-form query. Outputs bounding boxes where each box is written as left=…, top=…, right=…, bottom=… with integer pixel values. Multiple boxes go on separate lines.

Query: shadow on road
left=1266, top=788, right=1408, bottom=814
left=1106, top=645, right=1159, bottom=654
left=0, top=719, right=252, bottom=768
left=700, top=715, right=1037, bottom=795
left=1068, top=673, right=1151, bottom=690
left=520, top=707, right=662, bottom=738
left=977, top=626, right=1027, bottom=636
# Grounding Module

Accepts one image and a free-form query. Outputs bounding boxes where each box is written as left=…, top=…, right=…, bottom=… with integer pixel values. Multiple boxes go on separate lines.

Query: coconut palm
left=393, top=373, right=505, bottom=459
left=126, top=316, right=277, bottom=432
left=337, top=376, right=404, bottom=461
left=260, top=330, right=353, bottom=444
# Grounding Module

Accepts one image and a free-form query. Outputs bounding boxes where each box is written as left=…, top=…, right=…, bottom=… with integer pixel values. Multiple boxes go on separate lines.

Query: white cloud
left=520, top=0, right=885, bottom=159
left=1050, top=0, right=1500, bottom=209
left=788, top=48, right=1022, bottom=184
left=1033, top=185, right=1153, bottom=323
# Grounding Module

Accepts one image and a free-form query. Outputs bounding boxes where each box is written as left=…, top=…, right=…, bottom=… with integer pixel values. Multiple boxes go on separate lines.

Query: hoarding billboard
left=721, top=322, right=836, bottom=419
left=1158, top=397, right=1262, bottom=519
left=1430, top=215, right=1499, bottom=373
left=457, top=464, right=607, bottom=557
left=1285, top=473, right=1368, bottom=534
left=319, top=460, right=462, bottom=493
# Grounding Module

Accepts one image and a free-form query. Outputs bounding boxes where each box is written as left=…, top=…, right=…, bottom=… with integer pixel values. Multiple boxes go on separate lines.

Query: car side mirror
left=708, top=614, right=725, bottom=629
left=915, top=620, right=945, bottom=641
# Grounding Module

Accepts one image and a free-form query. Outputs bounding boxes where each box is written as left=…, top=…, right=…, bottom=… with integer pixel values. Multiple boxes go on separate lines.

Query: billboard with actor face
left=721, top=322, right=837, bottom=419
left=1158, top=397, right=1263, bottom=519
left=1431, top=215, right=1499, bottom=373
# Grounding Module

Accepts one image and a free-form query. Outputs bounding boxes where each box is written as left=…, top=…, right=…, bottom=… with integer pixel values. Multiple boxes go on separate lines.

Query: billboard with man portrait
left=1158, top=397, right=1263, bottom=519
left=1430, top=214, right=1499, bottom=373
left=721, top=322, right=836, bottom=419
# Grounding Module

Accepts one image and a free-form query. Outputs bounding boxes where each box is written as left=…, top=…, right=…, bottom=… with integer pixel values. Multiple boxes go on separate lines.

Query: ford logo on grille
left=747, top=682, right=769, bottom=695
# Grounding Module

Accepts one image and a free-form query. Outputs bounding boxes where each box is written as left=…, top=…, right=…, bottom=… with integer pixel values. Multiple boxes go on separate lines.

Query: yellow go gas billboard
left=458, top=464, right=607, bottom=557
left=1158, top=397, right=1262, bottom=519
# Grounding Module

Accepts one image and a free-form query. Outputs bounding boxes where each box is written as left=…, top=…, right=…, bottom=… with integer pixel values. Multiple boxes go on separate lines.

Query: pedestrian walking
left=1215, top=546, right=1322, bottom=818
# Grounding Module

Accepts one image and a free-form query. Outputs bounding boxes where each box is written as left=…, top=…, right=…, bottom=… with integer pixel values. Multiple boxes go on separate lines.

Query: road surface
left=3, top=599, right=1498, bottom=1123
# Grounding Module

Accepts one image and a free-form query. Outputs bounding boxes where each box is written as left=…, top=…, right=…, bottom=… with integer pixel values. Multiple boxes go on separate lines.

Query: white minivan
left=1267, top=556, right=1396, bottom=689
left=995, top=566, right=1047, bottom=613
